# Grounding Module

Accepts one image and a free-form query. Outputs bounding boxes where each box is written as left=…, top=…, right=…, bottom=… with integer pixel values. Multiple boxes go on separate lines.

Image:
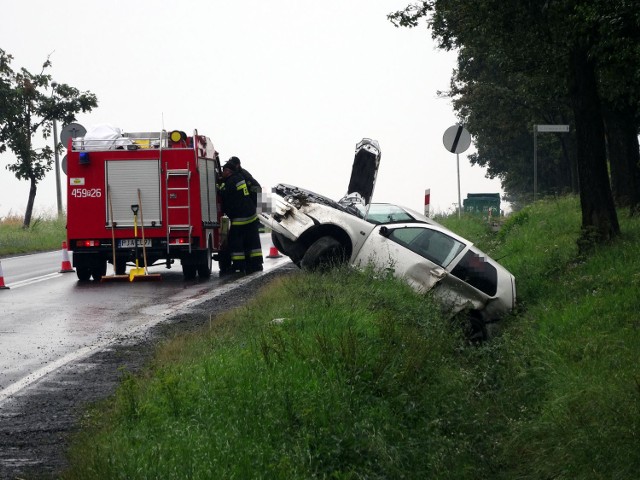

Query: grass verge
left=63, top=195, right=639, bottom=479
left=0, top=212, right=66, bottom=256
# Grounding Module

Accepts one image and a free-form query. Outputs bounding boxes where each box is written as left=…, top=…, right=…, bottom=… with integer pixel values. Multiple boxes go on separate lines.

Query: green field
left=0, top=212, right=66, bottom=257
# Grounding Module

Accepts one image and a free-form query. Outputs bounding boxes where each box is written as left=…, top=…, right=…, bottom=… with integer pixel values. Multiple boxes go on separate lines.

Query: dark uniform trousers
left=229, top=214, right=263, bottom=272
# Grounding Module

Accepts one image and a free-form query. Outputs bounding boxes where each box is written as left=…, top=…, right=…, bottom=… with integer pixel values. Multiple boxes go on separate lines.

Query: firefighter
left=218, top=160, right=264, bottom=274
left=227, top=156, right=265, bottom=264
left=227, top=156, right=261, bottom=206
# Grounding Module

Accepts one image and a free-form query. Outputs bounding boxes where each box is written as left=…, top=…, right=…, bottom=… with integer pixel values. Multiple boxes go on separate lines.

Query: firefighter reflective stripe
left=249, top=248, right=263, bottom=258
left=231, top=252, right=246, bottom=261
left=235, top=179, right=249, bottom=196
left=231, top=214, right=258, bottom=226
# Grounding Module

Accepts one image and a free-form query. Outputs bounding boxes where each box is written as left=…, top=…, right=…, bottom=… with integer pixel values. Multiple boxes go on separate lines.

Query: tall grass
left=65, top=269, right=519, bottom=479
left=444, top=197, right=640, bottom=478
left=0, top=211, right=66, bottom=256
left=63, top=195, right=640, bottom=479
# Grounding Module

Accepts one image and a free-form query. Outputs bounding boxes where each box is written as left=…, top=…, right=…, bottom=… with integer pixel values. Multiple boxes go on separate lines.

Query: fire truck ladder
left=165, top=161, right=192, bottom=253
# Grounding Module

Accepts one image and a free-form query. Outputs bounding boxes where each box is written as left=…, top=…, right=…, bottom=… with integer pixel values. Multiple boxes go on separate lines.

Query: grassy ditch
left=64, top=196, right=639, bottom=479
left=0, top=212, right=66, bottom=256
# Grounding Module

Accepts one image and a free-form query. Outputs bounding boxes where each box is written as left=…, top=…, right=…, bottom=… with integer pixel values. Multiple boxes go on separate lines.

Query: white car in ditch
left=259, top=139, right=516, bottom=339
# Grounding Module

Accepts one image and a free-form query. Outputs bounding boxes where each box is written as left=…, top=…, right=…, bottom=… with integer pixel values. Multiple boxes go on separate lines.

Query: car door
left=353, top=224, right=466, bottom=293
left=354, top=224, right=494, bottom=315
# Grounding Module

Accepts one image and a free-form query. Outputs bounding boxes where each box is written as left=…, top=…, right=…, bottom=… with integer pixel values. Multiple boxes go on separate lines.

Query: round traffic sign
left=60, top=122, right=87, bottom=147
left=443, top=125, right=471, bottom=154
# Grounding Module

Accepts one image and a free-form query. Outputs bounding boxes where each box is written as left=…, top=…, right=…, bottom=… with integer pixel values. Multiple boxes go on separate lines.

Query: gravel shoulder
left=0, top=264, right=297, bottom=480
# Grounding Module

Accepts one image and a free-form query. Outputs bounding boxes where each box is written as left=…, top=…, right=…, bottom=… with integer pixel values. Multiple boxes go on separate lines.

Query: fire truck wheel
left=197, top=263, right=212, bottom=278
left=198, top=236, right=213, bottom=279
left=91, top=263, right=107, bottom=282
left=114, top=261, right=126, bottom=276
left=76, top=267, right=91, bottom=282
left=183, top=264, right=197, bottom=280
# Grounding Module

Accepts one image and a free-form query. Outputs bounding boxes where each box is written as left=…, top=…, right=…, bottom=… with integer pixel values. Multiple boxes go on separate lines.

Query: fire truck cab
left=66, top=127, right=227, bottom=281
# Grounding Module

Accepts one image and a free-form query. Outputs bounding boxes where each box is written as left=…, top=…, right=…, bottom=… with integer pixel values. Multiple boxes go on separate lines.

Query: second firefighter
left=218, top=160, right=264, bottom=274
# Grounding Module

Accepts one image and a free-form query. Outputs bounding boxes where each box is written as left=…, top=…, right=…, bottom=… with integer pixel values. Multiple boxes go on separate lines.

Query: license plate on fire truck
left=118, top=239, right=152, bottom=248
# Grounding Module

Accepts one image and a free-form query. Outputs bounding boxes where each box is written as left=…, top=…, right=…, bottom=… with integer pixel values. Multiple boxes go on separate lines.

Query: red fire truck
left=65, top=128, right=227, bottom=281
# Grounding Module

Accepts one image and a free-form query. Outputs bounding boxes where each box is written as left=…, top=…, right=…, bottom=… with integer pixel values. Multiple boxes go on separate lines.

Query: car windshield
left=361, top=204, right=417, bottom=224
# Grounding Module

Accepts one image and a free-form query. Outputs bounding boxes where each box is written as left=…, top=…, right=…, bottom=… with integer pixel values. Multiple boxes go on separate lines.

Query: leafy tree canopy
left=389, top=1, right=640, bottom=243
left=0, top=49, right=98, bottom=227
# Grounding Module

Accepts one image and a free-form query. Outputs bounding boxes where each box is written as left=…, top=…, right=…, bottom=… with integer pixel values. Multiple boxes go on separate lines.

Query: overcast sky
left=0, top=0, right=503, bottom=219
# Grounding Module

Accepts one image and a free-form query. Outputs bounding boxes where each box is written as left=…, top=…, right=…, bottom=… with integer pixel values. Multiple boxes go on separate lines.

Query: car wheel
left=467, top=312, right=488, bottom=343
left=300, top=236, right=346, bottom=271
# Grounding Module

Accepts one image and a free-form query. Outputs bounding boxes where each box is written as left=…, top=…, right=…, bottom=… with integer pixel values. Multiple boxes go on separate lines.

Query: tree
left=591, top=2, right=640, bottom=214
left=0, top=49, right=98, bottom=228
left=447, top=43, right=577, bottom=202
left=388, top=0, right=635, bottom=246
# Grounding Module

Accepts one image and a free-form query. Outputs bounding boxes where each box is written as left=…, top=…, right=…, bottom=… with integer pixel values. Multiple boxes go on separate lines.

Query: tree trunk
left=22, top=175, right=38, bottom=229
left=564, top=134, right=580, bottom=194
left=568, top=44, right=619, bottom=248
left=603, top=102, right=640, bottom=214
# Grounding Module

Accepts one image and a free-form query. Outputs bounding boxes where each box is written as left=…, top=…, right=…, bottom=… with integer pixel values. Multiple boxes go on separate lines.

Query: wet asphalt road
left=0, top=235, right=295, bottom=478
left=0, top=234, right=290, bottom=403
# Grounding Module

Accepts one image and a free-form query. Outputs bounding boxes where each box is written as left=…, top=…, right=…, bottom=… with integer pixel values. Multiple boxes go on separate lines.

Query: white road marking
left=0, top=260, right=290, bottom=406
left=4, top=272, right=63, bottom=289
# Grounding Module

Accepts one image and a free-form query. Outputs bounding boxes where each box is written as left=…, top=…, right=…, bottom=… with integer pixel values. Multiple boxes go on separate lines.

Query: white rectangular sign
left=537, top=124, right=569, bottom=133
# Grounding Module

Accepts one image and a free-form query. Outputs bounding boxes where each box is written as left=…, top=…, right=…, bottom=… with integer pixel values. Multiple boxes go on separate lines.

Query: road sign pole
left=456, top=153, right=462, bottom=218
left=443, top=125, right=471, bottom=218
left=533, top=125, right=537, bottom=202
left=51, top=82, right=62, bottom=217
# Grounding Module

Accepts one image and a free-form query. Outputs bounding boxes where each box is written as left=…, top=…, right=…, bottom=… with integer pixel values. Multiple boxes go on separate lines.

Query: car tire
left=467, top=312, right=488, bottom=342
left=300, top=236, right=346, bottom=271
left=273, top=232, right=305, bottom=266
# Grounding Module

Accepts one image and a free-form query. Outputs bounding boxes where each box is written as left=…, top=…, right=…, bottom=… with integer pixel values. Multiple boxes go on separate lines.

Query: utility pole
left=51, top=81, right=62, bottom=216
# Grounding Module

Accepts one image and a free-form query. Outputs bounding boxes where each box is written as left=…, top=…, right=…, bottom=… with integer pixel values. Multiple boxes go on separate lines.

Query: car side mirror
left=379, top=226, right=389, bottom=237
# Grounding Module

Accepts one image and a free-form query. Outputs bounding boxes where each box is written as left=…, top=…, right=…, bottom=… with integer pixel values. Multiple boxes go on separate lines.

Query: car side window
left=388, top=227, right=465, bottom=268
